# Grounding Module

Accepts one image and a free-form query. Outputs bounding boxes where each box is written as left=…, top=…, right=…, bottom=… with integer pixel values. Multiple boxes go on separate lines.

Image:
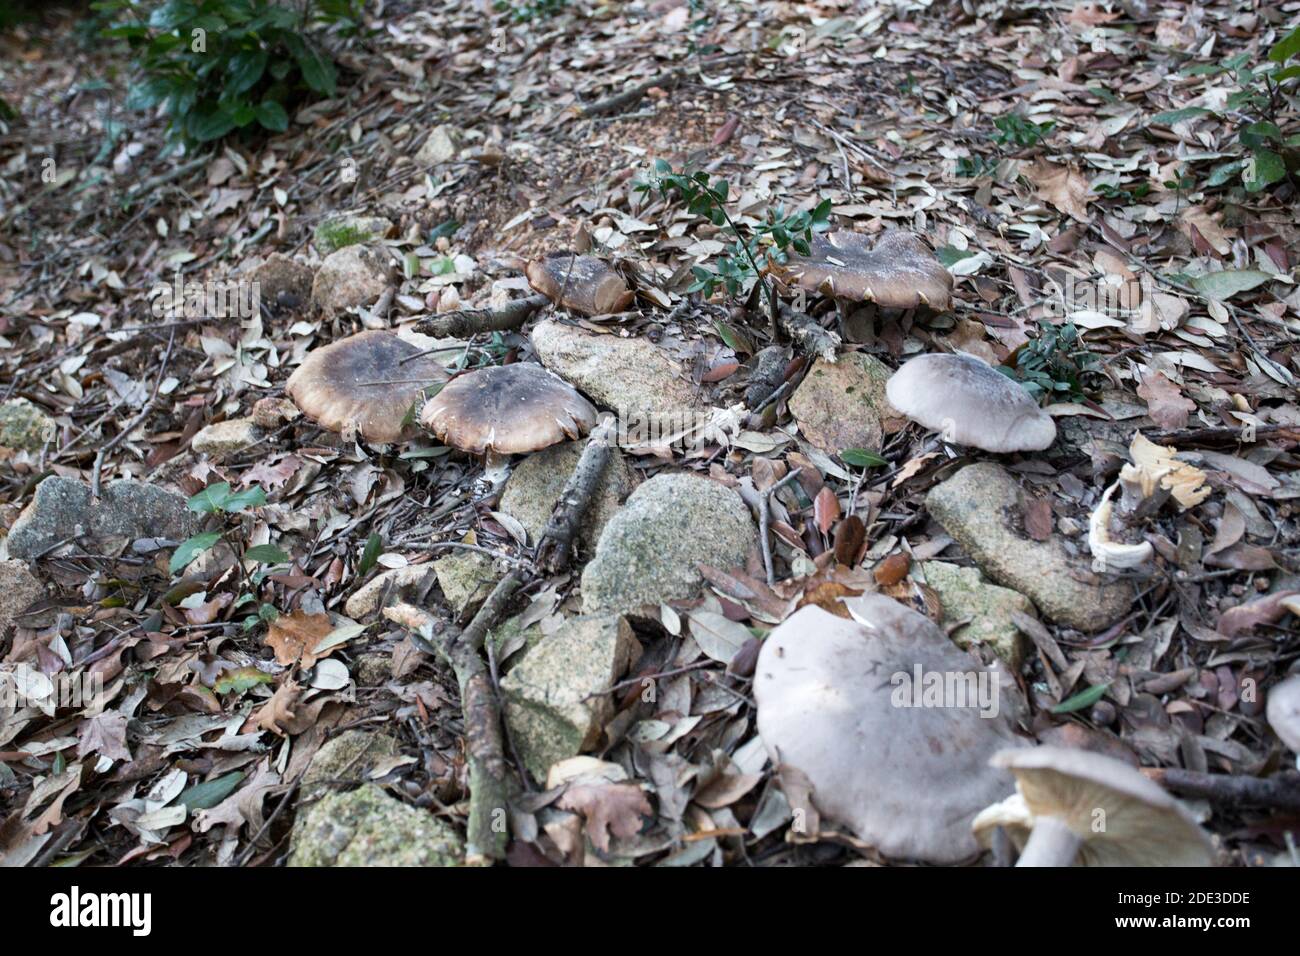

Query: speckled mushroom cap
left=1267, top=675, right=1300, bottom=753
left=769, top=230, right=953, bottom=311
left=972, top=747, right=1213, bottom=866
left=754, top=596, right=1025, bottom=863
left=886, top=352, right=1056, bottom=453
left=286, top=330, right=448, bottom=444
left=419, top=362, right=597, bottom=455
left=525, top=253, right=634, bottom=316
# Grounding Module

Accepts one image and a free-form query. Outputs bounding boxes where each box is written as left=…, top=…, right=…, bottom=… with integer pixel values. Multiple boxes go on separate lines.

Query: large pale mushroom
left=1267, top=674, right=1300, bottom=758
left=419, top=362, right=597, bottom=488
left=286, top=330, right=449, bottom=444
left=525, top=253, right=633, bottom=317
left=971, top=747, right=1213, bottom=866
left=886, top=351, right=1056, bottom=453
left=753, top=594, right=1026, bottom=863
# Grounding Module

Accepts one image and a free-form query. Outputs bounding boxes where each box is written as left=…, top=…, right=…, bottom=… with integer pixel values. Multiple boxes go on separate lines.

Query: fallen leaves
left=1137, top=371, right=1196, bottom=430
left=1022, top=160, right=1092, bottom=222
left=263, top=609, right=337, bottom=667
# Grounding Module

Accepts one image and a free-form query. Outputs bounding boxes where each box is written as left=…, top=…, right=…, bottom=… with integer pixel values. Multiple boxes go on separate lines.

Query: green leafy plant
left=493, top=0, right=566, bottom=22
left=1159, top=27, right=1300, bottom=193
left=94, top=0, right=359, bottom=147
left=171, top=481, right=287, bottom=630
left=956, top=110, right=1054, bottom=179
left=636, top=159, right=832, bottom=322
left=999, top=320, right=1101, bottom=403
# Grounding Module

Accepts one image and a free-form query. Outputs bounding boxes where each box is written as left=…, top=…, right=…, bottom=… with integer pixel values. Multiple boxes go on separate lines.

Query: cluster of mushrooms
left=283, top=255, right=634, bottom=485
left=279, top=229, right=1293, bottom=866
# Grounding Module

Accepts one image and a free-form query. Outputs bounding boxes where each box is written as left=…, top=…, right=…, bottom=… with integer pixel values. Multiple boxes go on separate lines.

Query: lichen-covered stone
left=499, top=439, right=634, bottom=549
left=789, top=353, right=898, bottom=457
left=0, top=560, right=43, bottom=635
left=310, top=244, right=393, bottom=315
left=4, top=477, right=199, bottom=560
left=345, top=564, right=437, bottom=619
left=921, top=560, right=1032, bottom=667
left=433, top=550, right=501, bottom=617
left=0, top=399, right=56, bottom=451
left=313, top=214, right=393, bottom=254
left=581, top=473, right=757, bottom=615
left=301, top=730, right=400, bottom=798
left=502, top=614, right=640, bottom=780
left=925, top=462, right=1131, bottom=632
left=288, top=784, right=462, bottom=867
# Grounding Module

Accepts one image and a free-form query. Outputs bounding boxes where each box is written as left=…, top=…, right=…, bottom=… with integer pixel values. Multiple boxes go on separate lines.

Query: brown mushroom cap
left=1267, top=675, right=1300, bottom=753
left=754, top=596, right=1026, bottom=863
left=770, top=230, right=953, bottom=311
left=419, top=362, right=597, bottom=455
left=972, top=747, right=1213, bottom=866
left=286, top=330, right=449, bottom=444
left=886, top=352, right=1056, bottom=453
left=525, top=254, right=634, bottom=316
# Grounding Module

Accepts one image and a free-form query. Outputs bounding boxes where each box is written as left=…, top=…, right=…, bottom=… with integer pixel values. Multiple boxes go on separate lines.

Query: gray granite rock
left=499, top=439, right=634, bottom=549
left=310, top=244, right=393, bottom=315
left=288, top=784, right=461, bottom=867
left=789, top=353, right=897, bottom=457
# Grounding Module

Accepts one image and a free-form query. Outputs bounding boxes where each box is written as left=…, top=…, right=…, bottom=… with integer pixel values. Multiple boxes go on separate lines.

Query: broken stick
left=413, top=293, right=549, bottom=338
left=1143, top=767, right=1300, bottom=813
left=535, top=415, right=618, bottom=574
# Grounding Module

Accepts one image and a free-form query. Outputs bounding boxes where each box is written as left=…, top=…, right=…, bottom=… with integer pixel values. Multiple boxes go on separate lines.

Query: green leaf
left=1150, top=107, right=1213, bottom=125
left=170, top=532, right=221, bottom=575
left=1243, top=149, right=1286, bottom=192
left=214, top=666, right=274, bottom=695
left=1239, top=121, right=1283, bottom=148
left=220, top=486, right=267, bottom=513
left=1189, top=269, right=1272, bottom=301
left=358, top=533, right=382, bottom=576
left=840, top=448, right=887, bottom=468
left=179, top=770, right=245, bottom=812
left=1268, top=26, right=1300, bottom=64
left=227, top=48, right=267, bottom=94
left=188, top=482, right=231, bottom=513
left=186, top=106, right=237, bottom=143
left=253, top=99, right=288, bottom=132
left=294, top=44, right=337, bottom=95
left=244, top=544, right=289, bottom=564
left=1051, top=682, right=1111, bottom=715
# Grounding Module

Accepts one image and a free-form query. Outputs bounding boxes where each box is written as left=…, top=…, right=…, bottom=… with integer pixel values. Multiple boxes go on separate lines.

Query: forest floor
left=0, top=0, right=1298, bottom=867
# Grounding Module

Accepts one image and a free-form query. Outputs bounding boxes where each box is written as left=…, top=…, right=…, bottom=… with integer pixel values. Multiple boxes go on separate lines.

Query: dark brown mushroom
left=419, top=362, right=597, bottom=486
left=525, top=253, right=633, bottom=316
left=770, top=230, right=953, bottom=312
left=286, top=330, right=449, bottom=444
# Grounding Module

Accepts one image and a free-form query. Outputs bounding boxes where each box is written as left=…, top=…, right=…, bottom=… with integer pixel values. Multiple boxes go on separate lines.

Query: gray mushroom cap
left=886, top=352, right=1057, bottom=453
left=754, top=594, right=1026, bottom=863
left=1267, top=675, right=1300, bottom=752
left=525, top=254, right=633, bottom=316
left=770, top=230, right=953, bottom=311
left=286, top=330, right=448, bottom=444
left=419, top=362, right=597, bottom=455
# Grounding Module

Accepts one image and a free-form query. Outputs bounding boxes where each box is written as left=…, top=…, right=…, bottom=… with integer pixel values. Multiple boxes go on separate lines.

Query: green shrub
left=94, top=0, right=362, bottom=147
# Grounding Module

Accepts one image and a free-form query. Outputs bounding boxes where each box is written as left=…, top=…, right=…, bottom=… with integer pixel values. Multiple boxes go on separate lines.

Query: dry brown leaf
left=1022, top=161, right=1092, bottom=222
left=1137, top=371, right=1195, bottom=430
left=264, top=609, right=336, bottom=667
left=1217, top=591, right=1299, bottom=638
left=556, top=783, right=652, bottom=852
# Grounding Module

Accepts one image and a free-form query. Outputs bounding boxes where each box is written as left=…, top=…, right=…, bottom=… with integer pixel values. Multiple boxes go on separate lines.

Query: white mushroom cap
left=1267, top=675, right=1300, bottom=753
left=886, top=352, right=1056, bottom=453
left=754, top=595, right=1026, bottom=863
left=972, top=747, right=1213, bottom=866
left=286, top=330, right=448, bottom=444
left=419, top=362, right=596, bottom=455
left=769, top=230, right=953, bottom=311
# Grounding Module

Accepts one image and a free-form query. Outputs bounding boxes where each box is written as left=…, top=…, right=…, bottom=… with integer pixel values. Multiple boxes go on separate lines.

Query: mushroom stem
left=1016, top=816, right=1082, bottom=867
left=482, top=450, right=511, bottom=490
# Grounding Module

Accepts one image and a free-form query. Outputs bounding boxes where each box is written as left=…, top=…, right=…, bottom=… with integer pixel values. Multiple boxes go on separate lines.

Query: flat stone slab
left=920, top=560, right=1032, bottom=667
left=531, top=320, right=701, bottom=416
left=502, top=613, right=641, bottom=780
left=789, top=353, right=898, bottom=457
left=191, top=418, right=261, bottom=460
left=580, top=472, right=757, bottom=615
left=925, top=462, right=1131, bottom=632
left=4, top=477, right=199, bottom=560
left=288, top=784, right=462, bottom=867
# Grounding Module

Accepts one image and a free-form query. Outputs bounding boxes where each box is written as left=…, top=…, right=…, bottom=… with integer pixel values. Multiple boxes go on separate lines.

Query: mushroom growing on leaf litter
left=971, top=747, right=1213, bottom=866
left=525, top=253, right=633, bottom=316
left=419, top=362, right=597, bottom=489
left=286, top=330, right=449, bottom=444
left=753, top=594, right=1026, bottom=863
left=770, top=229, right=953, bottom=315
left=886, top=351, right=1056, bottom=453
left=1267, top=674, right=1300, bottom=758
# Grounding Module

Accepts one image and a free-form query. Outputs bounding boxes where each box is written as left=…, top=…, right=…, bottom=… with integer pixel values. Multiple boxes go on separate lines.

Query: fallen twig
left=1143, top=767, right=1300, bottom=813
left=535, top=416, right=618, bottom=574
left=412, top=293, right=549, bottom=338
left=759, top=468, right=803, bottom=586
